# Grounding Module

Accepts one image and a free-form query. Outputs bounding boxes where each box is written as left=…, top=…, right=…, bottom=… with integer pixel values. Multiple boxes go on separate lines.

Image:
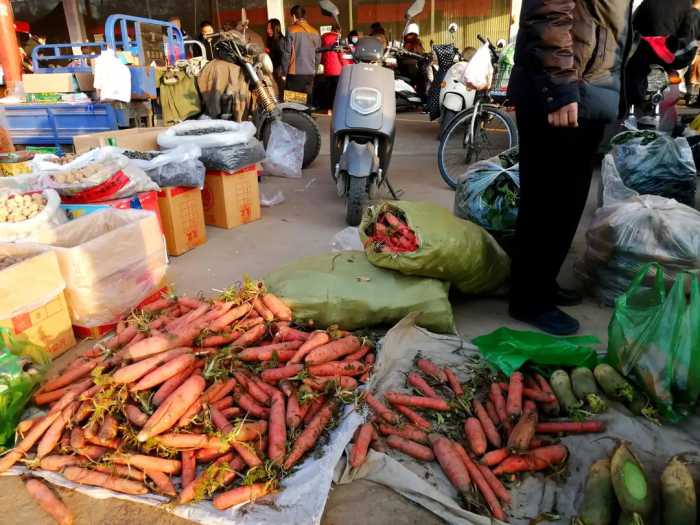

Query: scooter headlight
left=350, top=87, right=381, bottom=115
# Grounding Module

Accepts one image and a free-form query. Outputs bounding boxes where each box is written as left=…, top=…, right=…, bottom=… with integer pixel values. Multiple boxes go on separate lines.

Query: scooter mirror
left=319, top=0, right=341, bottom=18
left=448, top=23, right=458, bottom=34
left=405, top=0, right=425, bottom=20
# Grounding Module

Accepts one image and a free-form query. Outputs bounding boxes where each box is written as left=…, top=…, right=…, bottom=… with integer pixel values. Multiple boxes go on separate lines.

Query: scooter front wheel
left=345, top=175, right=369, bottom=226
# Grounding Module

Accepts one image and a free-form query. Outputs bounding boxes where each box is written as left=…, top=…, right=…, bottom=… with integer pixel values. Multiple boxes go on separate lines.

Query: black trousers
left=285, top=74, right=315, bottom=99
left=510, top=106, right=605, bottom=312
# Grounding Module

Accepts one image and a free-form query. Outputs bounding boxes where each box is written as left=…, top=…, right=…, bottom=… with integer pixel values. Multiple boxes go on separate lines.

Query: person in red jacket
left=320, top=25, right=350, bottom=110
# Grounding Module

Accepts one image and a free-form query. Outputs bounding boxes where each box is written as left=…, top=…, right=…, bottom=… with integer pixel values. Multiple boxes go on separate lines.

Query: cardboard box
left=60, top=190, right=162, bottom=231
left=73, top=127, right=168, bottom=154
left=22, top=73, right=79, bottom=94
left=158, top=187, right=207, bottom=256
left=202, top=165, right=261, bottom=229
left=0, top=246, right=76, bottom=357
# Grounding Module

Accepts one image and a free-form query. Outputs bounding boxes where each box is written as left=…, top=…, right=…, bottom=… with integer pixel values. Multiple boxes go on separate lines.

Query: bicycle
left=437, top=35, right=518, bottom=189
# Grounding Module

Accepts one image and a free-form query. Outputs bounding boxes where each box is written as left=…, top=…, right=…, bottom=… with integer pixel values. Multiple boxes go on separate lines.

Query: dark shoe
left=509, top=306, right=580, bottom=336
left=554, top=287, right=583, bottom=307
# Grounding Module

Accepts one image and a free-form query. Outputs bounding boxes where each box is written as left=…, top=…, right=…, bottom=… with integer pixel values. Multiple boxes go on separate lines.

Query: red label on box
left=12, top=312, right=32, bottom=334
left=61, top=170, right=130, bottom=203
left=240, top=203, right=252, bottom=222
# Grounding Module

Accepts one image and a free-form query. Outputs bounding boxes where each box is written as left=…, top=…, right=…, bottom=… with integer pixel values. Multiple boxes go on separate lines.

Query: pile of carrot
left=353, top=362, right=607, bottom=522
left=364, top=210, right=419, bottom=253
left=3, top=280, right=374, bottom=518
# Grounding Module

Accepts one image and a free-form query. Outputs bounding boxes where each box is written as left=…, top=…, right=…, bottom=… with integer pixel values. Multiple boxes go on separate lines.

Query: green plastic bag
left=473, top=327, right=600, bottom=377
left=265, top=251, right=455, bottom=333
left=359, top=201, right=510, bottom=295
left=0, top=328, right=50, bottom=450
left=608, top=263, right=700, bottom=421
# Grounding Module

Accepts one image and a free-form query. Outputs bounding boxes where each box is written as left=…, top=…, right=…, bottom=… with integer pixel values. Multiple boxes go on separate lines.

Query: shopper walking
left=266, top=18, right=286, bottom=94
left=320, top=24, right=349, bottom=110
left=507, top=0, right=634, bottom=335
left=282, top=5, right=321, bottom=100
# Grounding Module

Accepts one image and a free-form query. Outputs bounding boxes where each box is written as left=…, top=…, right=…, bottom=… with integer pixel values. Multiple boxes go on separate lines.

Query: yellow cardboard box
left=202, top=165, right=261, bottom=229
left=22, top=73, right=78, bottom=94
left=73, top=127, right=168, bottom=154
left=158, top=187, right=207, bottom=256
left=0, top=246, right=75, bottom=357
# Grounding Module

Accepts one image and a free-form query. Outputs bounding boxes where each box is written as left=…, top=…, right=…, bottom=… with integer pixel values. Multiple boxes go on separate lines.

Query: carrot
left=221, top=407, right=241, bottom=418
left=236, top=394, right=270, bottom=418
left=208, top=303, right=253, bottom=332
left=212, top=396, right=234, bottom=410
left=245, top=376, right=274, bottom=406
left=75, top=445, right=107, bottom=461
left=453, top=442, right=506, bottom=521
left=261, top=364, right=303, bottom=384
left=141, top=297, right=174, bottom=312
left=289, top=331, right=331, bottom=364
left=507, top=410, right=538, bottom=453
left=534, top=373, right=560, bottom=416
left=416, top=359, right=447, bottom=383
left=378, top=423, right=429, bottom=444
left=98, top=414, right=118, bottom=441
left=17, top=415, right=44, bottom=436
left=392, top=404, right=431, bottom=431
left=493, top=444, right=569, bottom=475
left=123, top=404, right=148, bottom=427
left=200, top=332, right=241, bottom=348
left=231, top=373, right=266, bottom=405
left=303, top=376, right=358, bottom=391
left=284, top=400, right=336, bottom=469
left=112, top=347, right=191, bottom=384
left=130, top=354, right=196, bottom=393
left=231, top=442, right=263, bottom=468
left=274, top=324, right=310, bottom=342
left=24, top=478, right=74, bottom=525
left=385, top=435, right=435, bottom=461
left=535, top=421, right=606, bottom=434
left=37, top=403, right=76, bottom=459
left=262, top=293, right=292, bottom=321
left=93, top=464, right=146, bottom=482
left=370, top=429, right=388, bottom=454
left=112, top=453, right=181, bottom=474
left=137, top=374, right=206, bottom=442
left=407, top=372, right=442, bottom=400
left=343, top=344, right=371, bottom=362
left=485, top=400, right=500, bottom=427
left=176, top=397, right=203, bottom=428
left=364, top=393, right=401, bottom=425
left=40, top=455, right=87, bottom=472
left=237, top=341, right=303, bottom=362
left=350, top=423, right=374, bottom=469
left=506, top=372, right=523, bottom=419
left=234, top=323, right=267, bottom=347
left=267, top=392, right=286, bottom=464
left=384, top=392, right=450, bottom=411
left=70, top=427, right=86, bottom=450
left=478, top=464, right=512, bottom=504
left=40, top=359, right=99, bottom=394
left=490, top=383, right=509, bottom=426
left=464, top=417, right=487, bottom=456
left=207, top=378, right=237, bottom=403
left=178, top=453, right=234, bottom=503
left=286, top=389, right=304, bottom=430
left=522, top=399, right=537, bottom=415
left=34, top=379, right=92, bottom=406
left=63, top=466, right=148, bottom=495
left=181, top=451, right=195, bottom=488
left=153, top=433, right=209, bottom=449
left=84, top=420, right=119, bottom=449
left=305, top=336, right=362, bottom=365
left=213, top=482, right=274, bottom=510
left=145, top=470, right=177, bottom=497
left=429, top=434, right=471, bottom=493
left=308, top=361, right=367, bottom=377
left=522, top=388, right=557, bottom=403
left=252, top=296, right=274, bottom=321
left=481, top=448, right=510, bottom=467
left=444, top=367, right=464, bottom=396
left=365, top=353, right=375, bottom=365
left=473, top=400, right=501, bottom=449
left=0, top=410, right=62, bottom=473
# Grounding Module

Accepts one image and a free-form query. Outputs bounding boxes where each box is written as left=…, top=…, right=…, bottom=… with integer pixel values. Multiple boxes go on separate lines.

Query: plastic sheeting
left=200, top=139, right=266, bottom=172
left=157, top=120, right=256, bottom=150
left=262, top=120, right=305, bottom=178
left=124, top=144, right=206, bottom=188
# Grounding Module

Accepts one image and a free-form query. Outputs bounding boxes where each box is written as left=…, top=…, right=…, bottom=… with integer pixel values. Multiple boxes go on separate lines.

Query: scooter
left=321, top=0, right=424, bottom=225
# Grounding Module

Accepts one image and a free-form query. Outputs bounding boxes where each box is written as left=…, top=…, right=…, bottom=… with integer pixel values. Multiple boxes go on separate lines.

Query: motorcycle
left=321, top=0, right=425, bottom=225
left=215, top=27, right=321, bottom=168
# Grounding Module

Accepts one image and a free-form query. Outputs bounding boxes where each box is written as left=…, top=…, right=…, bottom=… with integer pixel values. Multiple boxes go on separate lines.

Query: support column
left=267, top=0, right=286, bottom=32
left=348, top=0, right=353, bottom=31
left=64, top=0, right=87, bottom=43
left=430, top=0, right=434, bottom=40
left=0, top=0, right=21, bottom=90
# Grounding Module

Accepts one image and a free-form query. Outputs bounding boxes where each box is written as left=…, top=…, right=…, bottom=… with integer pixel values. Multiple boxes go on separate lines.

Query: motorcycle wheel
left=345, top=175, right=369, bottom=226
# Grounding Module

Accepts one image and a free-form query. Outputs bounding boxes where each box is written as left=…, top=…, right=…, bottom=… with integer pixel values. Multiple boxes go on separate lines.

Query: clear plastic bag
left=0, top=189, right=67, bottom=241
left=124, top=144, right=206, bottom=188
left=463, top=43, right=493, bottom=91
left=200, top=139, right=266, bottom=172
left=578, top=155, right=700, bottom=305
left=610, top=130, right=697, bottom=206
left=157, top=120, right=256, bottom=150
left=262, top=120, right=305, bottom=178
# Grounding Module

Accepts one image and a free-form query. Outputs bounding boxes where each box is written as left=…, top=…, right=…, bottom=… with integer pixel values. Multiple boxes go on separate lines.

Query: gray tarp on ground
left=336, top=314, right=700, bottom=525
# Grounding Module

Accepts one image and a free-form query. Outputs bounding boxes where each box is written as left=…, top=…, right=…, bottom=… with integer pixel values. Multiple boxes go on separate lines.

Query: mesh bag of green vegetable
left=454, top=147, right=520, bottom=234
left=0, top=327, right=50, bottom=450
left=359, top=201, right=510, bottom=295
left=265, top=251, right=455, bottom=333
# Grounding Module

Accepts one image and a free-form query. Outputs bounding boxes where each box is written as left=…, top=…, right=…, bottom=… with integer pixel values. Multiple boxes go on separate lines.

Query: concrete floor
left=0, top=114, right=613, bottom=525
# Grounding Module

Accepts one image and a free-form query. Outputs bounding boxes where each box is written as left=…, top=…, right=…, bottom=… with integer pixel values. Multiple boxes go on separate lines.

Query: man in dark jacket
left=507, top=0, right=633, bottom=335
left=282, top=5, right=321, bottom=99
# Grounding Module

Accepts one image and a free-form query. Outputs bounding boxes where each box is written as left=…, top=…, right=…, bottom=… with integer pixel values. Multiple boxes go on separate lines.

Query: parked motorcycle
left=215, top=28, right=321, bottom=168
left=321, top=0, right=424, bottom=225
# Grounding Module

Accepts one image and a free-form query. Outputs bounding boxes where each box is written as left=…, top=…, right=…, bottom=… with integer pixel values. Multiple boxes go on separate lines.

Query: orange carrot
left=137, top=375, right=206, bottom=442
left=302, top=395, right=326, bottom=425
left=40, top=359, right=99, bottom=394
left=176, top=397, right=203, bottom=428
left=534, top=373, right=560, bottom=416
left=464, top=417, right=487, bottom=456
left=522, top=388, right=557, bottom=403
left=289, top=331, right=331, bottom=364
left=221, top=407, right=241, bottom=418
left=200, top=332, right=241, bottom=348
left=490, top=383, right=509, bottom=426
left=63, top=466, right=148, bottom=495
left=305, top=336, right=361, bottom=365
left=284, top=400, right=336, bottom=469
left=507, top=410, right=538, bottom=453
left=506, top=372, right=523, bottom=419
left=34, top=379, right=92, bottom=406
left=212, top=396, right=233, bottom=410
left=231, top=442, right=263, bottom=468
left=429, top=434, right=471, bottom=493
left=364, top=393, right=401, bottom=425
left=236, top=394, right=270, bottom=418
left=39, top=455, right=87, bottom=472
left=84, top=420, right=119, bottom=449
left=378, top=424, right=428, bottom=444
left=444, top=367, right=463, bottom=396
left=17, top=415, right=44, bottom=436
left=237, top=341, right=303, bottom=361
left=261, top=364, right=303, bottom=384
left=98, top=414, right=118, bottom=441
left=213, top=482, right=274, bottom=510
left=274, top=324, right=310, bottom=342
left=112, top=347, right=191, bottom=384
left=208, top=303, right=253, bottom=332
left=252, top=296, right=274, bottom=321
left=112, top=453, right=181, bottom=474
left=473, top=400, right=501, bottom=449
left=493, top=444, right=569, bottom=475
left=385, top=435, right=435, bottom=461
left=234, top=323, right=267, bottom=347
left=235, top=373, right=270, bottom=406
left=384, top=392, right=450, bottom=411
left=480, top=448, right=510, bottom=467
left=407, top=372, right=442, bottom=400
left=343, top=344, right=371, bottom=362
left=178, top=453, right=233, bottom=503
left=24, top=478, right=74, bottom=525
left=370, top=429, right=388, bottom=454
left=37, top=403, right=76, bottom=459
left=303, top=376, right=358, bottom=391
left=262, top=293, right=292, bottom=321
left=416, top=359, right=447, bottom=383
left=75, top=445, right=107, bottom=461
left=286, top=389, right=304, bottom=430
left=485, top=400, right=500, bottom=427
left=145, top=470, right=177, bottom=497
left=93, top=464, right=145, bottom=481
left=130, top=354, right=196, bottom=392
left=535, top=421, right=605, bottom=434
left=141, top=297, right=174, bottom=312
left=123, top=404, right=148, bottom=427
left=308, top=361, right=367, bottom=377
left=350, top=423, right=374, bottom=469
left=181, top=450, right=195, bottom=488
left=268, top=392, right=286, bottom=464
left=523, top=399, right=537, bottom=415
left=478, top=464, right=512, bottom=504
left=152, top=433, right=209, bottom=449
left=0, top=410, right=62, bottom=473
left=393, top=404, right=432, bottom=431
left=453, top=443, right=506, bottom=521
